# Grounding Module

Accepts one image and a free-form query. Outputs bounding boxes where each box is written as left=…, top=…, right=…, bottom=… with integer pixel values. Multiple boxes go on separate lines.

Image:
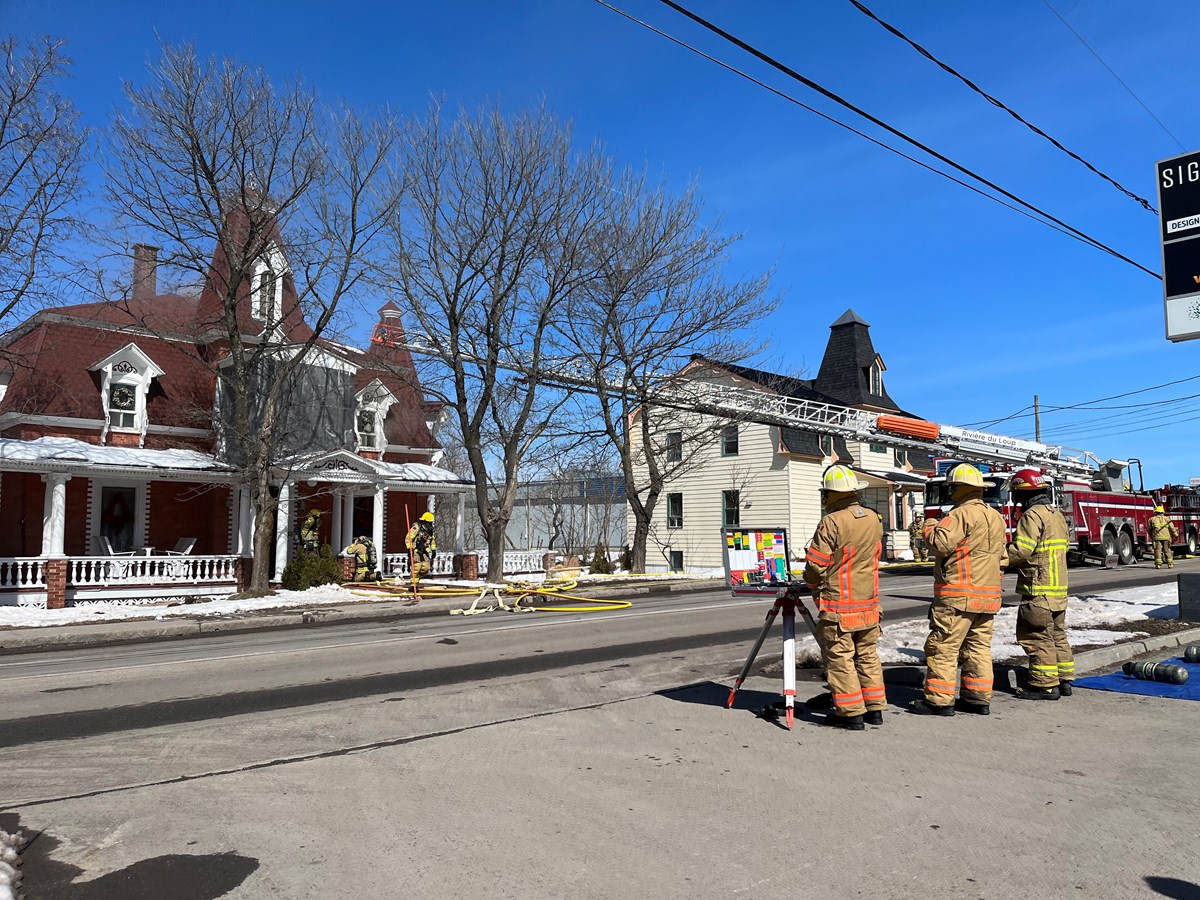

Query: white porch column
left=330, top=490, right=343, bottom=552
left=40, top=474, right=70, bottom=558
left=341, top=492, right=355, bottom=547
left=456, top=492, right=465, bottom=554
left=372, top=484, right=385, bottom=555
left=237, top=486, right=254, bottom=557
left=274, top=481, right=293, bottom=581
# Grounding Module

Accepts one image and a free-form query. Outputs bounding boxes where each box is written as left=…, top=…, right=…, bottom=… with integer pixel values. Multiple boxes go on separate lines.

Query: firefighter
left=1008, top=468, right=1073, bottom=700
left=802, top=465, right=887, bottom=730
left=913, top=463, right=1007, bottom=716
left=908, top=515, right=929, bottom=561
left=297, top=508, right=322, bottom=554
left=406, top=511, right=437, bottom=581
left=1147, top=506, right=1178, bottom=569
left=343, top=535, right=380, bottom=582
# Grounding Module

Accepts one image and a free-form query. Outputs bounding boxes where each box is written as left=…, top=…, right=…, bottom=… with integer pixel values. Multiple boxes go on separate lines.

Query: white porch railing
left=0, top=558, right=46, bottom=590
left=473, top=550, right=548, bottom=575
left=382, top=553, right=454, bottom=578
left=67, top=555, right=238, bottom=588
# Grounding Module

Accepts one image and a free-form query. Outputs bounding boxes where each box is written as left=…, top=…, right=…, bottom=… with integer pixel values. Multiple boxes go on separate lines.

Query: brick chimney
left=132, top=243, right=160, bottom=301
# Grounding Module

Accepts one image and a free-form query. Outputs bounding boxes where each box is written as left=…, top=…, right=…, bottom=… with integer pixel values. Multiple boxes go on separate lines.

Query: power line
left=1042, top=0, right=1187, bottom=152
left=650, top=0, right=1160, bottom=279
left=959, top=406, right=1034, bottom=429
left=588, top=0, right=1098, bottom=249
left=848, top=0, right=1156, bottom=213
left=1043, top=372, right=1200, bottom=411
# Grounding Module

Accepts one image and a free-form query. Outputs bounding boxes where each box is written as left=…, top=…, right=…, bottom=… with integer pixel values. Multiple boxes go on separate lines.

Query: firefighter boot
left=1058, top=682, right=1073, bottom=697
left=1015, top=685, right=1061, bottom=700
left=823, top=713, right=865, bottom=730
left=804, top=692, right=835, bottom=711
left=909, top=699, right=955, bottom=717
left=863, top=710, right=884, bottom=726
left=954, top=699, right=990, bottom=715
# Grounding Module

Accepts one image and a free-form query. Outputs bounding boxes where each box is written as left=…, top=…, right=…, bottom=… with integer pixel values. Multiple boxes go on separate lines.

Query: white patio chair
left=162, top=537, right=196, bottom=556
left=93, top=535, right=136, bottom=557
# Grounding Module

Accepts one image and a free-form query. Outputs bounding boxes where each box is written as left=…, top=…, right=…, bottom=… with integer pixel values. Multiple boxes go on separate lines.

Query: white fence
left=0, top=558, right=47, bottom=607
left=382, top=553, right=454, bottom=578
left=68, top=555, right=238, bottom=588
left=473, top=550, right=548, bottom=575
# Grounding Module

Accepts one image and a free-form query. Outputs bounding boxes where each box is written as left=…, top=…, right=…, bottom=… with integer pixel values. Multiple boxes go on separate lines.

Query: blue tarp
left=1075, top=658, right=1200, bottom=701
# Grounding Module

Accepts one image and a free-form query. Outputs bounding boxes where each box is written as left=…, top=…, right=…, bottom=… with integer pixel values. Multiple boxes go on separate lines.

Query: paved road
left=2, top=560, right=1196, bottom=898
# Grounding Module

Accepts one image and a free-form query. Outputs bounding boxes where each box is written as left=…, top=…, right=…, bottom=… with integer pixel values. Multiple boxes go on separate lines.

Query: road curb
left=1072, top=626, right=1200, bottom=674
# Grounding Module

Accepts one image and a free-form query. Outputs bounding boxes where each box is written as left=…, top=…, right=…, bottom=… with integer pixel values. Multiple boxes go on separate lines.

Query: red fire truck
left=922, top=460, right=1174, bottom=565
left=1150, top=484, right=1200, bottom=556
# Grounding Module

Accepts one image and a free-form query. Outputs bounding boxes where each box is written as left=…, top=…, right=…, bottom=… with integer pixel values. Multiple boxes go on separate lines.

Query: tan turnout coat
left=930, top=497, right=1007, bottom=613
left=803, top=497, right=884, bottom=631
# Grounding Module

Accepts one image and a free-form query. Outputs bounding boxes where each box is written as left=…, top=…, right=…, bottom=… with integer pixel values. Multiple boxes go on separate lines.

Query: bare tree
left=0, top=36, right=87, bottom=323
left=563, top=172, right=776, bottom=571
left=383, top=101, right=609, bottom=582
left=104, top=44, right=401, bottom=590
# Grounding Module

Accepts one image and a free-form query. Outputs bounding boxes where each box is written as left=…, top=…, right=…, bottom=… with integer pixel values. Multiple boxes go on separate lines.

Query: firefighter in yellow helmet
left=1008, top=468, right=1073, bottom=700
left=1146, top=506, right=1178, bottom=569
left=908, top=515, right=929, bottom=561
left=802, top=465, right=887, bottom=730
left=342, top=535, right=380, bottom=582
left=406, top=511, right=437, bottom=580
left=913, top=463, right=1007, bottom=716
left=297, top=508, right=322, bottom=554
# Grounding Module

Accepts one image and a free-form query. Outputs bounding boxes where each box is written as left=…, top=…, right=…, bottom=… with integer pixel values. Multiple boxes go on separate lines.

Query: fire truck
left=382, top=328, right=1166, bottom=563
left=1150, top=483, right=1200, bottom=556
left=922, top=459, right=1165, bottom=565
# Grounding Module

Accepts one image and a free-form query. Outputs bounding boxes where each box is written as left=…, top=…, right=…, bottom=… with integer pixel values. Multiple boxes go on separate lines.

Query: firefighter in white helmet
left=913, top=463, right=1007, bottom=716
left=1146, top=506, right=1178, bottom=569
left=1008, top=468, right=1073, bottom=700
left=802, top=465, right=887, bottom=730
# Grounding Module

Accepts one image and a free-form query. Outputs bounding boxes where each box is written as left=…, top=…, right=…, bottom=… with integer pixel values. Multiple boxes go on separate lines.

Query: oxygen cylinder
left=1122, top=661, right=1189, bottom=684
left=1183, top=644, right=1200, bottom=663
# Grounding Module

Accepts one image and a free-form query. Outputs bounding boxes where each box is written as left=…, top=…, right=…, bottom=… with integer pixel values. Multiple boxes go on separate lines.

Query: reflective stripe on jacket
left=1147, top=514, right=1178, bottom=542
left=1008, top=501, right=1070, bottom=609
left=802, top=497, right=884, bottom=630
left=930, top=497, right=1007, bottom=613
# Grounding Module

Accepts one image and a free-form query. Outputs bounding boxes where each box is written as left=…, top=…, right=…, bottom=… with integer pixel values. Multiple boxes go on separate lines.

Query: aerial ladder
left=373, top=324, right=1111, bottom=482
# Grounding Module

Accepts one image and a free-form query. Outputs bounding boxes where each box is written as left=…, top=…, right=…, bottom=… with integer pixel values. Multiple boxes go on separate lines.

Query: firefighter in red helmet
left=1008, top=468, right=1073, bottom=699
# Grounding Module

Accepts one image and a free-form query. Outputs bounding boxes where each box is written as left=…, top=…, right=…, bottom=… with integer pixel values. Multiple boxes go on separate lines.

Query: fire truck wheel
left=1102, top=529, right=1118, bottom=561
left=1117, top=530, right=1135, bottom=566
left=1189, top=529, right=1198, bottom=557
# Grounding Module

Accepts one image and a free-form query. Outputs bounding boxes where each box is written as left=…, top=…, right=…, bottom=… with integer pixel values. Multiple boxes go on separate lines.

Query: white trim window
left=355, top=379, right=397, bottom=451
left=251, top=243, right=289, bottom=323
left=89, top=344, right=165, bottom=447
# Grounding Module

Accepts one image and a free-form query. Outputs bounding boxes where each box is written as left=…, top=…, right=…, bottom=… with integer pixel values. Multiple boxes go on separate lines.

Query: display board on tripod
left=721, top=527, right=794, bottom=597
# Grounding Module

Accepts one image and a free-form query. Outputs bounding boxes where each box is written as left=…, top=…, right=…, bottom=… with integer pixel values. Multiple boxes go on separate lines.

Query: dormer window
left=869, top=357, right=885, bottom=397
left=90, top=344, right=165, bottom=447
left=251, top=244, right=288, bottom=323
left=355, top=379, right=397, bottom=452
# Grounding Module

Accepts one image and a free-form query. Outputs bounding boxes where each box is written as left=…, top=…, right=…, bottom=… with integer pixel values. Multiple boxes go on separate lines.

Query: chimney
left=132, top=243, right=160, bottom=301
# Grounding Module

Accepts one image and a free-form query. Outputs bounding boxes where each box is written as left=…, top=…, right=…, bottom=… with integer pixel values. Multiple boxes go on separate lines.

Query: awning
left=853, top=467, right=928, bottom=490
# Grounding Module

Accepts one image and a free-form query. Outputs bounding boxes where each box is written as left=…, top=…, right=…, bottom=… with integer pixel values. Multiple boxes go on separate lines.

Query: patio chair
left=162, top=537, right=196, bottom=556
left=92, top=535, right=136, bottom=557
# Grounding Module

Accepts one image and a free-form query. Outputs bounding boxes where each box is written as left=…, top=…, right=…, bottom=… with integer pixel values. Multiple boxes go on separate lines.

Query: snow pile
left=0, top=828, right=24, bottom=900
left=790, top=583, right=1178, bottom=666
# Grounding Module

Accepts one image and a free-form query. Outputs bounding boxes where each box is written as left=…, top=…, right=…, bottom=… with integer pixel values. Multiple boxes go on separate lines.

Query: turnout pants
left=1153, top=539, right=1173, bottom=568
left=1016, top=603, right=1073, bottom=688
left=411, top=552, right=431, bottom=578
left=815, top=620, right=886, bottom=717
left=923, top=602, right=995, bottom=706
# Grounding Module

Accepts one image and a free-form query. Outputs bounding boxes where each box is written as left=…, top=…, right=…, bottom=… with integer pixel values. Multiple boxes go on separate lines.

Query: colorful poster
left=722, top=527, right=792, bottom=594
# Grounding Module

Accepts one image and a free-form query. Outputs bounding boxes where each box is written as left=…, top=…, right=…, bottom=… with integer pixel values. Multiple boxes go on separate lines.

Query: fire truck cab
left=922, top=460, right=1162, bottom=566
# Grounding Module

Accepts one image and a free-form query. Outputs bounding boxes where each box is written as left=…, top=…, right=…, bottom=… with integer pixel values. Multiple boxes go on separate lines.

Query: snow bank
left=0, top=829, right=24, bottom=900
left=789, top=583, right=1177, bottom=666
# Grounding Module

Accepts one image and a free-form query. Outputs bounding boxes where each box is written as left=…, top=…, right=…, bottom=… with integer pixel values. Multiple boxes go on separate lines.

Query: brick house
left=0, top=223, right=471, bottom=608
left=629, top=309, right=933, bottom=573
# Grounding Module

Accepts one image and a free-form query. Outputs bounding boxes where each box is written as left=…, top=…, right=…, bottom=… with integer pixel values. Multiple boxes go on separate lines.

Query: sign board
left=722, top=527, right=794, bottom=597
left=1190, top=477, right=1200, bottom=487
left=1157, top=150, right=1200, bottom=341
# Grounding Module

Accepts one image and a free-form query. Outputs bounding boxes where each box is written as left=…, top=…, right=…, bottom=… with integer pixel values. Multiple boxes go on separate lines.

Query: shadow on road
left=1145, top=876, right=1200, bottom=899
left=5, top=811, right=259, bottom=900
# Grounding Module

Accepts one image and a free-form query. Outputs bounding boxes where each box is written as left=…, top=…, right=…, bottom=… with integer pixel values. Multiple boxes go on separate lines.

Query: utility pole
left=1034, top=394, right=1041, bottom=442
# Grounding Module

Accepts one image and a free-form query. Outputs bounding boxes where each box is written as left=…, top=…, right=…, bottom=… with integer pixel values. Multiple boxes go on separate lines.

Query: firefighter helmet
left=1010, top=468, right=1049, bottom=492
left=822, top=465, right=863, bottom=493
left=946, top=463, right=985, bottom=487
left=419, top=511, right=434, bottom=522
left=1155, top=506, right=1165, bottom=513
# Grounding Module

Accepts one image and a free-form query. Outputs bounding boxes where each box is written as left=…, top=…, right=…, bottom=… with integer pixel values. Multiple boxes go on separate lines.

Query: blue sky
left=4, top=0, right=1200, bottom=482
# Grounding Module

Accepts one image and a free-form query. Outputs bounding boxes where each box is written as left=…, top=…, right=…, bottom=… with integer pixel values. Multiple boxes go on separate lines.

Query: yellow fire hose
left=350, top=578, right=632, bottom=613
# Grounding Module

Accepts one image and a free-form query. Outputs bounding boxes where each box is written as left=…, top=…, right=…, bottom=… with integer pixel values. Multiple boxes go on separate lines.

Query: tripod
left=726, top=583, right=822, bottom=729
